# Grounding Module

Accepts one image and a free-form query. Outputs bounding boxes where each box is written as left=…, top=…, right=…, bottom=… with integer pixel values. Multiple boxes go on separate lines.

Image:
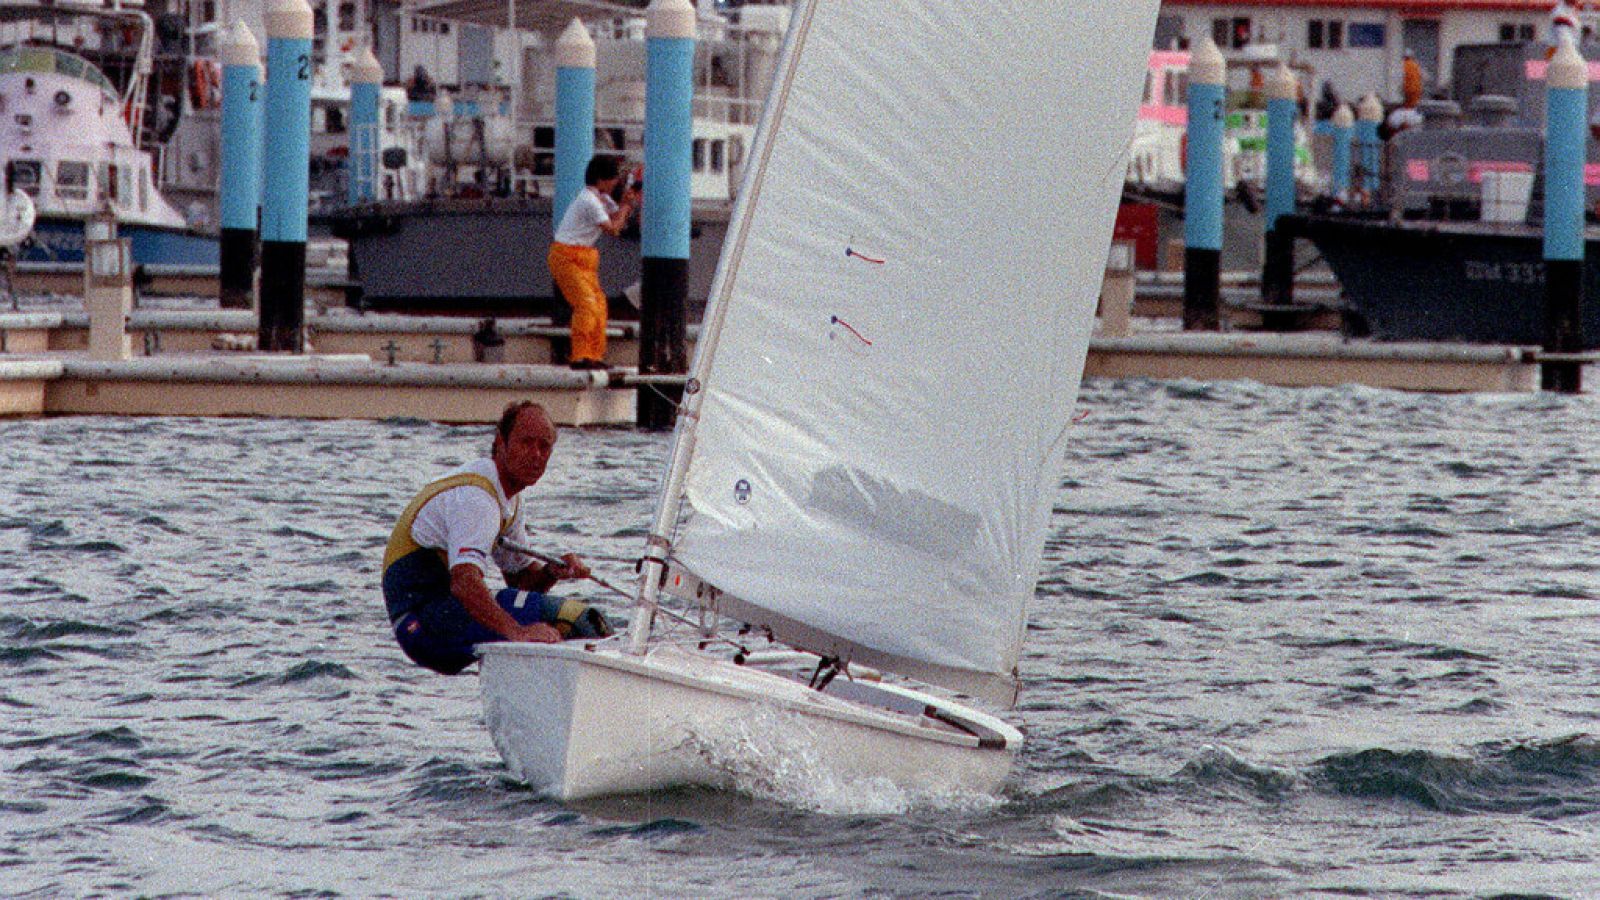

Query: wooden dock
left=0, top=309, right=1558, bottom=425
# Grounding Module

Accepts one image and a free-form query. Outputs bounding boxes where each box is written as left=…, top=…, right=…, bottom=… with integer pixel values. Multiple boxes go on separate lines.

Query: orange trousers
left=548, top=242, right=607, bottom=363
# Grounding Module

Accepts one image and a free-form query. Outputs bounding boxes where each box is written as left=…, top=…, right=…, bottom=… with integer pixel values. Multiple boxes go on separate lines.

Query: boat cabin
left=0, top=45, right=177, bottom=231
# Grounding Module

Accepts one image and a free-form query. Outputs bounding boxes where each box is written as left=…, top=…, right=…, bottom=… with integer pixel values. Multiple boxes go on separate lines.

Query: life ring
left=0, top=189, right=37, bottom=247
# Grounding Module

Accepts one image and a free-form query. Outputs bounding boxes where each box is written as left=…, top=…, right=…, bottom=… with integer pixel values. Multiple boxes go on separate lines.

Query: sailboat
left=478, top=0, right=1159, bottom=802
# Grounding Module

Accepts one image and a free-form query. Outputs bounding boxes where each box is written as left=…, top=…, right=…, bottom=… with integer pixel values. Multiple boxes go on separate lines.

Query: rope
left=495, top=536, right=749, bottom=656
left=641, top=381, right=685, bottom=414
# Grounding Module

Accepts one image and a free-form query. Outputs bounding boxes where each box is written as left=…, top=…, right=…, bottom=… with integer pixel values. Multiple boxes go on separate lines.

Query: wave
left=229, top=660, right=357, bottom=688
left=1022, top=738, right=1600, bottom=822
left=2, top=619, right=136, bottom=642
left=1311, top=736, right=1600, bottom=819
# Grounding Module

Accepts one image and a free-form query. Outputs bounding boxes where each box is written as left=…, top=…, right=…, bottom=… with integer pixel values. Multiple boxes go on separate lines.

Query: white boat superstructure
left=0, top=14, right=188, bottom=234
left=1126, top=44, right=1324, bottom=195
left=480, top=0, right=1158, bottom=803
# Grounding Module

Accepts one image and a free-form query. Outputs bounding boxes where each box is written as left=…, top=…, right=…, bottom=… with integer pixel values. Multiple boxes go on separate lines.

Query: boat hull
left=22, top=215, right=219, bottom=269
left=478, top=642, right=1020, bottom=802
left=325, top=197, right=730, bottom=316
left=1285, top=213, right=1600, bottom=348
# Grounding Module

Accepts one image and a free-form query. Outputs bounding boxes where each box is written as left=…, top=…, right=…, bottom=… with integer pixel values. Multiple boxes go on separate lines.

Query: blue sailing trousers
left=383, top=549, right=609, bottom=675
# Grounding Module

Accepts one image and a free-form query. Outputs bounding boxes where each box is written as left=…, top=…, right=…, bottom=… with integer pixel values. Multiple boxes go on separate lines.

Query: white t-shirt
left=408, top=457, right=535, bottom=575
left=553, top=187, right=620, bottom=247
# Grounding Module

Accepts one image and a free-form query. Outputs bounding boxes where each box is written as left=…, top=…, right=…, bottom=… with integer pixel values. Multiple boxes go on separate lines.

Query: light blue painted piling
left=1183, top=37, right=1225, bottom=331
left=1542, top=37, right=1588, bottom=393
left=554, top=18, right=596, bottom=230
left=638, top=0, right=696, bottom=429
left=1262, top=64, right=1298, bottom=308
left=347, top=47, right=383, bottom=206
left=218, top=22, right=261, bottom=310
left=259, top=0, right=313, bottom=352
left=1329, top=103, right=1353, bottom=200
left=644, top=0, right=694, bottom=263
left=1356, top=94, right=1382, bottom=198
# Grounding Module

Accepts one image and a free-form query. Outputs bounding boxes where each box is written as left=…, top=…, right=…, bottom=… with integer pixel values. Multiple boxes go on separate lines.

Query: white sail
left=658, top=0, right=1158, bottom=705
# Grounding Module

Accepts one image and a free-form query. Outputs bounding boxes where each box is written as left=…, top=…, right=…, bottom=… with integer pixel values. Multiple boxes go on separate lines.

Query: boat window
left=8, top=160, right=40, bottom=195
left=138, top=167, right=148, bottom=211
left=709, top=140, right=724, bottom=173
left=1309, top=19, right=1345, bottom=50
left=1499, top=22, right=1536, bottom=43
left=1213, top=16, right=1251, bottom=50
left=1143, top=72, right=1154, bottom=105
left=102, top=163, right=119, bottom=201
left=1347, top=22, right=1385, bottom=48
left=56, top=161, right=89, bottom=200
left=0, top=48, right=115, bottom=100
left=339, top=2, right=356, bottom=31
left=1165, top=71, right=1186, bottom=104
left=692, top=138, right=706, bottom=172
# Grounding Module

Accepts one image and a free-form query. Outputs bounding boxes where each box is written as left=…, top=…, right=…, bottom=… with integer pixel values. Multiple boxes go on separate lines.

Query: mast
left=626, top=0, right=817, bottom=654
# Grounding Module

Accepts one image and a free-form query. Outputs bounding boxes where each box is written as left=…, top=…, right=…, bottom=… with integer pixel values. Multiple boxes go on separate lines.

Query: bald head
left=492, top=401, right=557, bottom=496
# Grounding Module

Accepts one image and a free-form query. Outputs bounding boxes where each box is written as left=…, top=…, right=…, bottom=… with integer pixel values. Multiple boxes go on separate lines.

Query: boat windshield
left=0, top=47, right=118, bottom=100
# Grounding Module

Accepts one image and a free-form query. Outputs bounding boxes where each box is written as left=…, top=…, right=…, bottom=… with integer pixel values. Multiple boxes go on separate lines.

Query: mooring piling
left=638, top=0, right=695, bottom=430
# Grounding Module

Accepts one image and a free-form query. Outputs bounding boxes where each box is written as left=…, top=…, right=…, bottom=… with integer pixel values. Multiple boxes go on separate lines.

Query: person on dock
left=381, top=401, right=613, bottom=675
left=1400, top=50, right=1424, bottom=110
left=548, top=155, right=639, bottom=370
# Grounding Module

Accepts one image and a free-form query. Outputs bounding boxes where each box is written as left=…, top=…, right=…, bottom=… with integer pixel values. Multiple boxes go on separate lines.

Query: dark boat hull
left=1285, top=213, right=1600, bottom=349
left=23, top=216, right=219, bottom=269
left=325, top=197, right=730, bottom=317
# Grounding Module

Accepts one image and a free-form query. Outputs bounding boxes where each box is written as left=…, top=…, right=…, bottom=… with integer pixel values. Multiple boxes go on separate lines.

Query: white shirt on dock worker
left=554, top=187, right=621, bottom=247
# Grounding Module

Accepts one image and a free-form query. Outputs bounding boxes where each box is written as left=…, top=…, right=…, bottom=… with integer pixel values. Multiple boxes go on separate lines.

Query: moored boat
left=0, top=3, right=217, bottom=268
left=1286, top=39, right=1600, bottom=349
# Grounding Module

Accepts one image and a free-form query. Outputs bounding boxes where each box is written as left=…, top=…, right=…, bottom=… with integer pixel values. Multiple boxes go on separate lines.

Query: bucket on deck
left=1480, top=170, right=1534, bottom=224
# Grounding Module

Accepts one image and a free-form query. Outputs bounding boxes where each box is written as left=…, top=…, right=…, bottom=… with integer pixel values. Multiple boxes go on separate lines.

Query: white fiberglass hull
left=478, top=641, right=1021, bottom=803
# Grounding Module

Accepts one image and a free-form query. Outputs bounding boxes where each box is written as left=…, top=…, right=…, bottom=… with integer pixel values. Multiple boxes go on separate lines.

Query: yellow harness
left=382, top=473, right=516, bottom=571
left=382, top=471, right=592, bottom=635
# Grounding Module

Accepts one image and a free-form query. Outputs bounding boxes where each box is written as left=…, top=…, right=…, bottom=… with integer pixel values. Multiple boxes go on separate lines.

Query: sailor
left=381, top=400, right=613, bottom=675
left=547, top=154, right=639, bottom=369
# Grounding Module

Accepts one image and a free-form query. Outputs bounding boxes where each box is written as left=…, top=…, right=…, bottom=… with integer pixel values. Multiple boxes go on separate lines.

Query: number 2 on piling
left=297, top=54, right=309, bottom=81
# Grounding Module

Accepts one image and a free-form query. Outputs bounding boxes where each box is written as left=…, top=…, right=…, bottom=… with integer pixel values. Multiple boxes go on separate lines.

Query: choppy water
left=2, top=378, right=1598, bottom=898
